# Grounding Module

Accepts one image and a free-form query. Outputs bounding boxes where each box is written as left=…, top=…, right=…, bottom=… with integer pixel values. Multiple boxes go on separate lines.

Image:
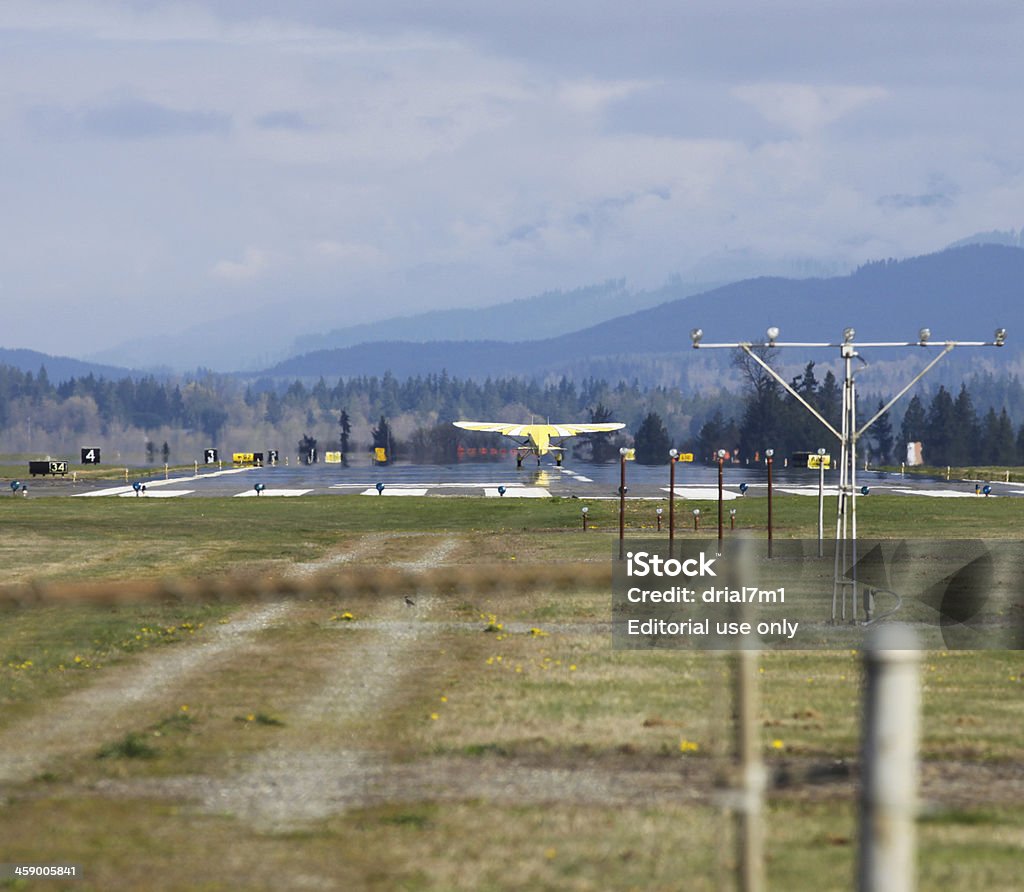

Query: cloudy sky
left=3, top=1, right=1024, bottom=360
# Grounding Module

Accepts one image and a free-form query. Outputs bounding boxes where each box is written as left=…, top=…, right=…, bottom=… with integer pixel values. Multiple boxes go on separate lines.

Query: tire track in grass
left=0, top=603, right=291, bottom=785
left=39, top=536, right=714, bottom=827
left=194, top=538, right=460, bottom=829
left=0, top=536, right=384, bottom=787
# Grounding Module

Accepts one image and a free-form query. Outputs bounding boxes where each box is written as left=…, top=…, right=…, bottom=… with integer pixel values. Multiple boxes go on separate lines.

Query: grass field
left=1, top=494, right=1022, bottom=890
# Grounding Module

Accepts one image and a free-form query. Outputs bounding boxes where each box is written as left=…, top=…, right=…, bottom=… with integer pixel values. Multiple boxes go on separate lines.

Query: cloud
left=25, top=98, right=230, bottom=140
left=877, top=192, right=956, bottom=210
left=556, top=79, right=652, bottom=115
left=211, top=248, right=269, bottom=281
left=255, top=110, right=314, bottom=131
left=310, top=241, right=387, bottom=265
left=3, top=1, right=1024, bottom=364
left=732, top=83, right=889, bottom=135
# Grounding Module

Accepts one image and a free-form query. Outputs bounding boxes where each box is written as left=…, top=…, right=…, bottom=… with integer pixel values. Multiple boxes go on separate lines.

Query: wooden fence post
left=734, top=645, right=764, bottom=892
left=858, top=624, right=920, bottom=892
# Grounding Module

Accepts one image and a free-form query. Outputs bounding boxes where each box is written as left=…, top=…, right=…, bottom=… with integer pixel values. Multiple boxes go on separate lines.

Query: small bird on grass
left=404, top=596, right=416, bottom=607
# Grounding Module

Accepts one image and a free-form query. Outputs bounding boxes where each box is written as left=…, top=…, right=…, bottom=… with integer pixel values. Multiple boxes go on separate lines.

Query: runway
left=15, top=458, right=1021, bottom=500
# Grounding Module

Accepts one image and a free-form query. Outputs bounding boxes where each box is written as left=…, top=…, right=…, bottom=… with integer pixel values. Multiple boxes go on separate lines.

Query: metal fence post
left=858, top=624, right=920, bottom=892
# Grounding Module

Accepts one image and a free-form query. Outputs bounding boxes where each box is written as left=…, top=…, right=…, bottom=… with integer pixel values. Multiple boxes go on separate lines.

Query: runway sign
left=29, top=460, right=68, bottom=476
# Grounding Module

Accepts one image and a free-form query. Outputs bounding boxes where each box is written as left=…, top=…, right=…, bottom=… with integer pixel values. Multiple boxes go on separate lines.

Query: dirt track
left=2, top=533, right=1021, bottom=839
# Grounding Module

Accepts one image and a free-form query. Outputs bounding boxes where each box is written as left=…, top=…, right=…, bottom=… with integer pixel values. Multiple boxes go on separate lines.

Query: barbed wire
left=0, top=563, right=611, bottom=610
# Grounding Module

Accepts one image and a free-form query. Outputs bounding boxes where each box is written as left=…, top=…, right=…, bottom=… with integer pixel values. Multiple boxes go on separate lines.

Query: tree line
left=676, top=351, right=1024, bottom=468
left=3, top=360, right=1024, bottom=467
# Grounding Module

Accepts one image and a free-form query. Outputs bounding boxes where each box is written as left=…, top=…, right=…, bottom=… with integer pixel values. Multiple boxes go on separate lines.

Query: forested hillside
left=4, top=361, right=1024, bottom=468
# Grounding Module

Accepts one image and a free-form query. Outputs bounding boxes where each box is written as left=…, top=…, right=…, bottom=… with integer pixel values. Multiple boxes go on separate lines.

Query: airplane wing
left=552, top=423, right=626, bottom=435
left=454, top=421, right=624, bottom=437
left=453, top=422, right=529, bottom=435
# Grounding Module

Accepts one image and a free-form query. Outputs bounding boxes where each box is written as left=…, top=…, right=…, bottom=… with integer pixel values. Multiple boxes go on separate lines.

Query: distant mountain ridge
left=8, top=243, right=1023, bottom=389
left=946, top=228, right=1024, bottom=250
left=289, top=277, right=724, bottom=354
left=0, top=348, right=137, bottom=383
left=262, top=245, right=1024, bottom=383
left=84, top=276, right=724, bottom=373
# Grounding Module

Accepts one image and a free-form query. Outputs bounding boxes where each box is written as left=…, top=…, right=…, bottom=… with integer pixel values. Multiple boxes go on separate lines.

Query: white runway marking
left=552, top=469, right=591, bottom=480
left=117, top=490, right=193, bottom=498
left=77, top=484, right=156, bottom=497
left=75, top=465, right=254, bottom=496
left=332, top=482, right=525, bottom=489
left=234, top=489, right=312, bottom=497
left=484, top=487, right=551, bottom=498
left=889, top=488, right=983, bottom=498
left=777, top=487, right=842, bottom=497
left=360, top=487, right=429, bottom=496
left=660, top=486, right=741, bottom=501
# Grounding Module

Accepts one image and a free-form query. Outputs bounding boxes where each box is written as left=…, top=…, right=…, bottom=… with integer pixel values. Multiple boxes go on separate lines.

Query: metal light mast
left=691, top=326, right=1007, bottom=622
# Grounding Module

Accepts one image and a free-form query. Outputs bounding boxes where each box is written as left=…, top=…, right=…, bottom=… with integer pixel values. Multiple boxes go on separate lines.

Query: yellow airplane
left=453, top=420, right=625, bottom=467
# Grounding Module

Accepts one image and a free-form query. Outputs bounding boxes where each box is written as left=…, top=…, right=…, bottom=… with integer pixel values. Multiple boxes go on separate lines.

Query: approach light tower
left=691, top=325, right=1007, bottom=622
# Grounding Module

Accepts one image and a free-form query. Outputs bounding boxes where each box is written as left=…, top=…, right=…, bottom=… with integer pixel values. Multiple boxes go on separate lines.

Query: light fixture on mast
left=692, top=324, right=1007, bottom=622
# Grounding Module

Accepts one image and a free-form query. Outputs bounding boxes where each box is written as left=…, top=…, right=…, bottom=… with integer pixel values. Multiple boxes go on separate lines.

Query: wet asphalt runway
left=9, top=459, right=1022, bottom=501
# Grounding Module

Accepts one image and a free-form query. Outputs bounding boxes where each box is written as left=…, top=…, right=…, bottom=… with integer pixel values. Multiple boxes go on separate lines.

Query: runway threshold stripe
left=484, top=488, right=551, bottom=498
left=117, top=490, right=193, bottom=498
left=359, top=488, right=429, bottom=496
left=234, top=489, right=312, bottom=497
left=659, top=486, right=741, bottom=500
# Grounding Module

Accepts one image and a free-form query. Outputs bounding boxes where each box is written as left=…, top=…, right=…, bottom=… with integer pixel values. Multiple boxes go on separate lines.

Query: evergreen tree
left=264, top=391, right=283, bottom=425
left=339, top=409, right=351, bottom=454
left=161, top=442, right=170, bottom=464
left=950, top=384, right=979, bottom=465
left=145, top=440, right=155, bottom=464
left=582, top=403, right=621, bottom=462
left=817, top=371, right=842, bottom=431
left=993, top=408, right=1017, bottom=465
left=697, top=410, right=729, bottom=463
left=870, top=399, right=895, bottom=465
left=980, top=408, right=1000, bottom=465
left=372, top=416, right=393, bottom=460
left=633, top=412, right=671, bottom=464
left=408, top=422, right=458, bottom=464
left=924, top=386, right=956, bottom=465
left=793, top=361, right=819, bottom=399
left=779, top=361, right=836, bottom=456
